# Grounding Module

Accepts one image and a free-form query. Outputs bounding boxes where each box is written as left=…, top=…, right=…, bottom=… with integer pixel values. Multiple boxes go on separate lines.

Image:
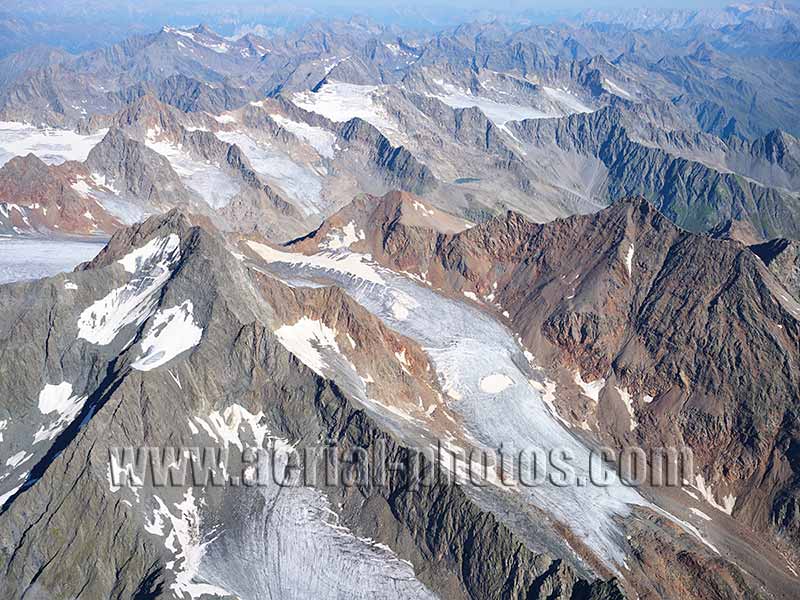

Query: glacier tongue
left=247, top=243, right=650, bottom=571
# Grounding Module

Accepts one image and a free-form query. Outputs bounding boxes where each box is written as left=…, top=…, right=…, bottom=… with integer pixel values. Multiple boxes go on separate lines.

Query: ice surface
left=0, top=122, right=108, bottom=167
left=132, top=404, right=437, bottom=599
left=197, top=434, right=437, bottom=600
left=150, top=488, right=233, bottom=599
left=216, top=131, right=324, bottom=215
left=145, top=139, right=241, bottom=209
left=479, top=373, right=514, bottom=393
left=431, top=86, right=551, bottom=126
left=270, top=114, right=336, bottom=159
left=292, top=81, right=404, bottom=145
left=0, top=238, right=105, bottom=285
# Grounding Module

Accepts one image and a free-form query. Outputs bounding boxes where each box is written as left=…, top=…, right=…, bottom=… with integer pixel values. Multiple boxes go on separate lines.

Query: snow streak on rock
left=77, top=234, right=181, bottom=345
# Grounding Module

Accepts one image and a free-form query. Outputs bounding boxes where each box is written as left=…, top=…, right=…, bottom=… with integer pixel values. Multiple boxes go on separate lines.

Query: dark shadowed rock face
left=750, top=238, right=800, bottom=302
left=0, top=210, right=624, bottom=600
left=338, top=118, right=439, bottom=196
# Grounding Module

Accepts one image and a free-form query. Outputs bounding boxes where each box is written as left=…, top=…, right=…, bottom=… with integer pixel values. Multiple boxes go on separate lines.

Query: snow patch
left=211, top=113, right=237, bottom=124
left=320, top=222, right=364, bottom=250
left=118, top=234, right=180, bottom=273
left=71, top=177, right=93, bottom=198
left=574, top=371, right=606, bottom=403
left=132, top=300, right=203, bottom=371
left=615, top=386, right=637, bottom=431
left=34, top=382, right=88, bottom=443
left=5, top=451, right=32, bottom=468
left=625, top=244, right=634, bottom=276
left=689, top=507, right=713, bottom=521
left=274, top=317, right=340, bottom=377
left=0, top=484, right=23, bottom=508
left=694, top=474, right=736, bottom=515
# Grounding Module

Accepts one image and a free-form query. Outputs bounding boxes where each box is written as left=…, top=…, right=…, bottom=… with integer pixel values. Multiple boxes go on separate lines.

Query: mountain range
left=0, top=4, right=799, bottom=599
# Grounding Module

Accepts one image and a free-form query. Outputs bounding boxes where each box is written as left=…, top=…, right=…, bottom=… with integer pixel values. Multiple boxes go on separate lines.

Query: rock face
left=750, top=238, right=800, bottom=301
left=0, top=153, right=120, bottom=235
left=511, top=107, right=800, bottom=240
left=0, top=210, right=625, bottom=600
left=1, top=12, right=800, bottom=598
left=85, top=127, right=192, bottom=207
left=337, top=118, right=439, bottom=196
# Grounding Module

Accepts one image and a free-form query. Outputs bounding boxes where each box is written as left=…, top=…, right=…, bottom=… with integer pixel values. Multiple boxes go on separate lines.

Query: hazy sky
left=0, top=0, right=751, bottom=56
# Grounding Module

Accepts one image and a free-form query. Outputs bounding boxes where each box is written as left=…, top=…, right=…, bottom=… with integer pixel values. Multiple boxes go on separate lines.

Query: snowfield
left=292, top=81, right=405, bottom=146
left=0, top=122, right=107, bottom=167
left=216, top=131, right=325, bottom=215
left=78, top=234, right=181, bottom=345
